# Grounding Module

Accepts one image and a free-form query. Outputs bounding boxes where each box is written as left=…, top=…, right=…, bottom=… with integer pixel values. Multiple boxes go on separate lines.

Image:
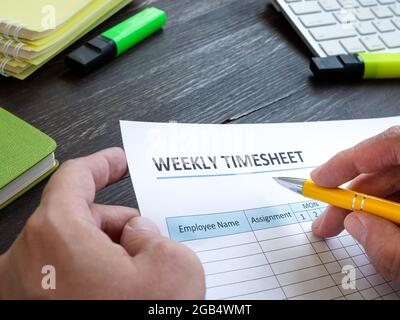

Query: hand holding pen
left=309, top=126, right=400, bottom=283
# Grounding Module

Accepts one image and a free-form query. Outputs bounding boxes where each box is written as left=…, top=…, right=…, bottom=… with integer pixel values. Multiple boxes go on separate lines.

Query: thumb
left=344, top=212, right=400, bottom=282
left=120, top=216, right=161, bottom=257
left=120, top=216, right=206, bottom=299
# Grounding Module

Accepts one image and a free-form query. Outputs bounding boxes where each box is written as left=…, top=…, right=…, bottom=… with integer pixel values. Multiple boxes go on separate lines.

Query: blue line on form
left=157, top=166, right=317, bottom=180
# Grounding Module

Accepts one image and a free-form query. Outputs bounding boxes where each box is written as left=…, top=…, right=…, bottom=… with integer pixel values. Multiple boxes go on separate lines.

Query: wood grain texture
left=0, top=0, right=399, bottom=253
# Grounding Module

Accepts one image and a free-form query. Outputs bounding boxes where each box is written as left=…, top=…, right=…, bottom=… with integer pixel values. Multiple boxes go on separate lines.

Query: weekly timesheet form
left=120, top=117, right=400, bottom=300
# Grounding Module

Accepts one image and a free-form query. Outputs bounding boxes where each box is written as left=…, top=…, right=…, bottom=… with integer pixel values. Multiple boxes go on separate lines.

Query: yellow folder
left=0, top=0, right=118, bottom=61
left=0, top=0, right=92, bottom=40
left=0, top=0, right=132, bottom=79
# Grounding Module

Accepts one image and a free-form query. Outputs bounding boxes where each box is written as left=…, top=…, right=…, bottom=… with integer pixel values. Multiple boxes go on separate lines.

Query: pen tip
left=272, top=177, right=305, bottom=195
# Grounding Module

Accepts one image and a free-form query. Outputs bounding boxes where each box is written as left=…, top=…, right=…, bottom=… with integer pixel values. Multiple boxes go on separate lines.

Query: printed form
left=120, top=117, right=400, bottom=300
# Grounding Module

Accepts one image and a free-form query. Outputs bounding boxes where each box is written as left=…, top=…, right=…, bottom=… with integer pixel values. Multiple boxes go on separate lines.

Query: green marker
left=310, top=53, right=400, bottom=80
left=66, top=7, right=167, bottom=74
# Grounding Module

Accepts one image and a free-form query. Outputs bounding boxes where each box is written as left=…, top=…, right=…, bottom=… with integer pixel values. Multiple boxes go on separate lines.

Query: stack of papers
left=0, top=0, right=132, bottom=79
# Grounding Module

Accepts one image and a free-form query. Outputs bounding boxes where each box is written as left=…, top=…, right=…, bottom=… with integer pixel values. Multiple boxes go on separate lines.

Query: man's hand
left=311, top=126, right=400, bottom=282
left=0, top=148, right=205, bottom=299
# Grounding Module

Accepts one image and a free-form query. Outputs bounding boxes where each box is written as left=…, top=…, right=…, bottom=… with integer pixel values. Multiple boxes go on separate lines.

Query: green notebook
left=0, top=107, right=58, bottom=209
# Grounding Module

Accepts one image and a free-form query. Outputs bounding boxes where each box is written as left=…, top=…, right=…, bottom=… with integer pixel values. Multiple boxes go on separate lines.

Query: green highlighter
left=310, top=53, right=400, bottom=80
left=66, top=7, right=167, bottom=74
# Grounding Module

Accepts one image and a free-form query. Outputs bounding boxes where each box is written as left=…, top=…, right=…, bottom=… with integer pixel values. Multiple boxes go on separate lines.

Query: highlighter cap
left=65, top=7, right=167, bottom=74
left=310, top=54, right=364, bottom=79
left=65, top=36, right=117, bottom=74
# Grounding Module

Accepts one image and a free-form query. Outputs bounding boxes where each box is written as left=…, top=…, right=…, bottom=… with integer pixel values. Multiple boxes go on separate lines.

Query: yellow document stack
left=0, top=0, right=132, bottom=79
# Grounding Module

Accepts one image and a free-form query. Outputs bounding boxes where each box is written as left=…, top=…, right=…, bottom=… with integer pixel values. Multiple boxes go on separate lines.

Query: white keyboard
left=272, top=0, right=400, bottom=56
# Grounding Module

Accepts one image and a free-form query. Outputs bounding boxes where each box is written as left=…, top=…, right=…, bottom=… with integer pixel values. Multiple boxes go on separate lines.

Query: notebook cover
left=0, top=161, right=59, bottom=210
left=0, top=0, right=131, bottom=76
left=0, top=107, right=57, bottom=189
left=0, top=0, right=92, bottom=35
left=0, top=0, right=113, bottom=58
left=5, top=0, right=132, bottom=79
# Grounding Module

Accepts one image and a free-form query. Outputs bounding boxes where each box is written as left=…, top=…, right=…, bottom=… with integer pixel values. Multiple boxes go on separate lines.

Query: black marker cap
left=65, top=35, right=117, bottom=75
left=310, top=54, right=364, bottom=80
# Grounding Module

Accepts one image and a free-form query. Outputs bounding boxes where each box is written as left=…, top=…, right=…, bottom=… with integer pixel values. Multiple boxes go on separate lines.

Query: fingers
left=386, top=191, right=400, bottom=203
left=312, top=206, right=349, bottom=238
left=312, top=166, right=400, bottom=238
left=345, top=212, right=400, bottom=282
left=90, top=204, right=139, bottom=242
left=345, top=167, right=400, bottom=197
left=119, top=216, right=161, bottom=257
left=120, top=216, right=206, bottom=299
left=311, top=126, right=400, bottom=187
left=311, top=126, right=400, bottom=238
left=43, top=147, right=127, bottom=205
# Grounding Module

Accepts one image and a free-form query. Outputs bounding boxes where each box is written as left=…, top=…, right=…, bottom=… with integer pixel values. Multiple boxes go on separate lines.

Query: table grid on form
left=166, top=200, right=400, bottom=300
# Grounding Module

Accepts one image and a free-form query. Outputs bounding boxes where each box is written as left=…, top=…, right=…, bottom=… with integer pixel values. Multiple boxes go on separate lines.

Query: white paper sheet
left=120, top=117, right=400, bottom=300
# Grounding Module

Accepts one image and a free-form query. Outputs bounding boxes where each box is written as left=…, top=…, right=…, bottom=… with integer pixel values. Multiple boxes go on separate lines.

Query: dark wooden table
left=1, top=0, right=399, bottom=253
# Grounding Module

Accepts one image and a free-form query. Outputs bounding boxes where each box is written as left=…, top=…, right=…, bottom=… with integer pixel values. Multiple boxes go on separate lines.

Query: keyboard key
left=380, top=31, right=400, bottom=47
left=392, top=17, right=400, bottom=28
left=290, top=2, right=322, bottom=14
left=285, top=0, right=302, bottom=2
left=300, top=13, right=337, bottom=27
left=309, top=25, right=357, bottom=40
left=377, top=0, right=396, bottom=4
left=319, top=0, right=341, bottom=10
left=360, top=35, right=386, bottom=49
left=373, top=19, right=396, bottom=31
left=338, top=0, right=359, bottom=7
left=372, top=6, right=394, bottom=17
left=335, top=10, right=357, bottom=22
left=390, top=4, right=400, bottom=15
left=320, top=40, right=347, bottom=55
left=354, top=8, right=375, bottom=20
left=340, top=38, right=366, bottom=52
left=355, top=21, right=377, bottom=34
left=358, top=0, right=378, bottom=6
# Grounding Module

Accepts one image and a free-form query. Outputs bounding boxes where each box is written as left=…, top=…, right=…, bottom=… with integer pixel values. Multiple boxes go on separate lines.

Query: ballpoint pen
left=273, top=177, right=400, bottom=224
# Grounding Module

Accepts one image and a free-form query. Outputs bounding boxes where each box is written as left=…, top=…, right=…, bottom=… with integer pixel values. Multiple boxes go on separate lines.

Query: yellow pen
left=273, top=177, right=400, bottom=224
